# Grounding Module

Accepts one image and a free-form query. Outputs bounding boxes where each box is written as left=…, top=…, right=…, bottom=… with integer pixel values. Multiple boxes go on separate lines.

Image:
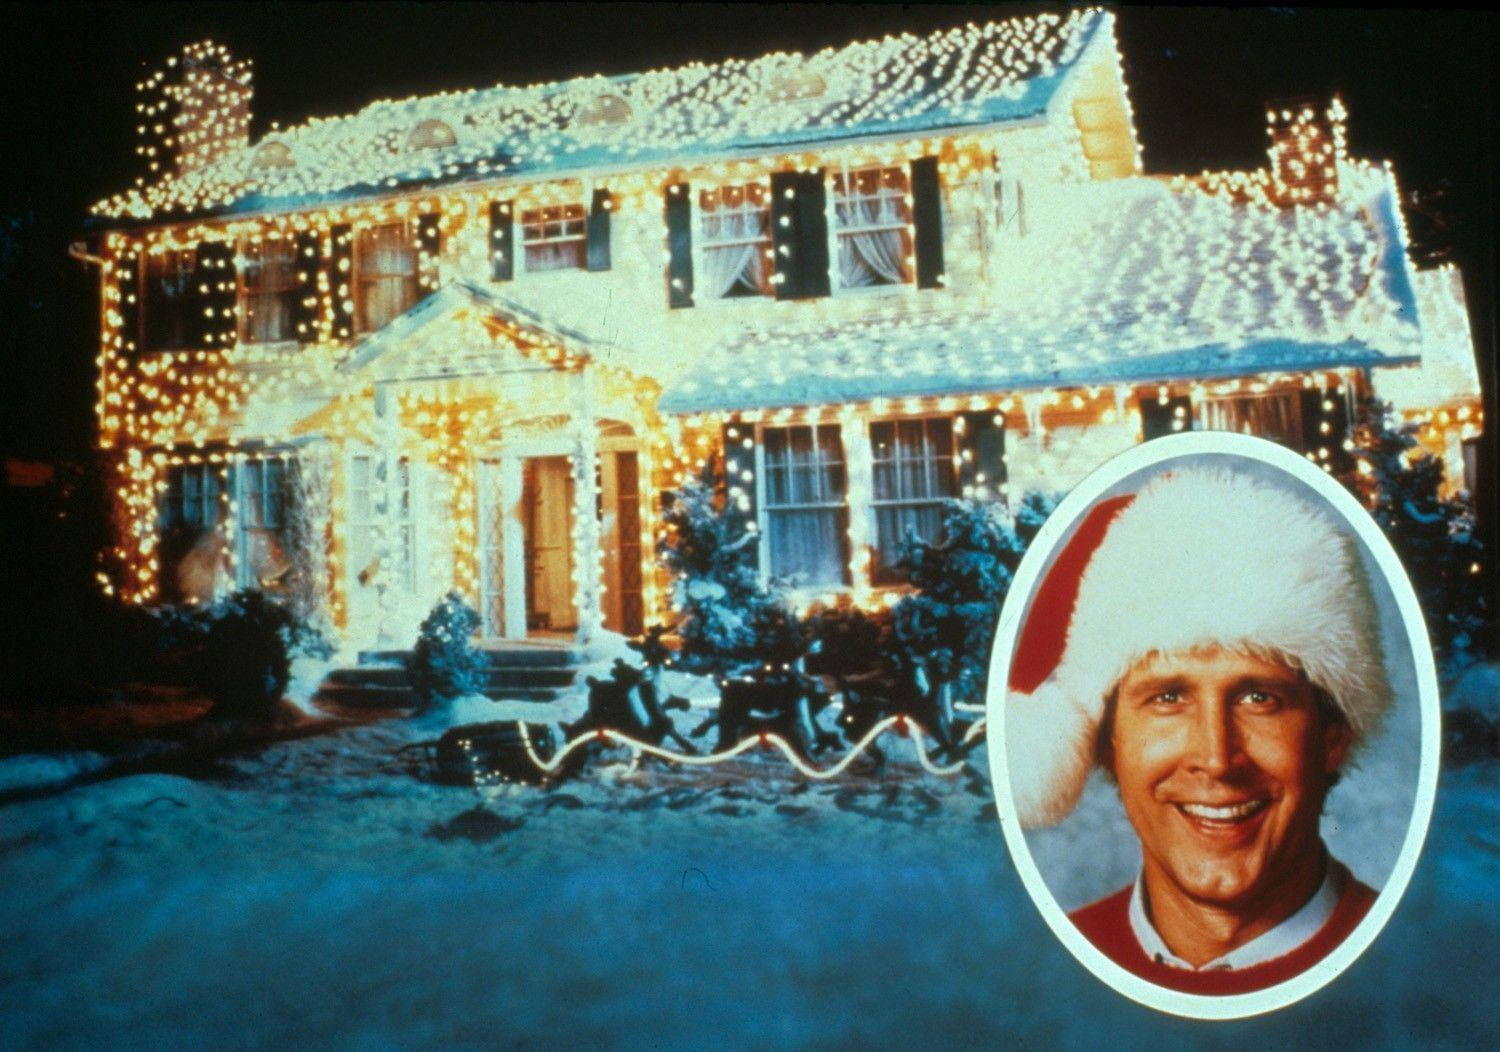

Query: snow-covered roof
left=93, top=9, right=1105, bottom=222
left=659, top=168, right=1425, bottom=413
left=1373, top=266, right=1484, bottom=411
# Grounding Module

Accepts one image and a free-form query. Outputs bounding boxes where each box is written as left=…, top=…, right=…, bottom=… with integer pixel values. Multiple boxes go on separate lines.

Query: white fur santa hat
left=1004, top=466, right=1392, bottom=829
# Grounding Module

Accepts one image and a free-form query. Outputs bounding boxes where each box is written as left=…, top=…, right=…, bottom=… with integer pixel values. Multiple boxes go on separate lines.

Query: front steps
left=315, top=642, right=583, bottom=711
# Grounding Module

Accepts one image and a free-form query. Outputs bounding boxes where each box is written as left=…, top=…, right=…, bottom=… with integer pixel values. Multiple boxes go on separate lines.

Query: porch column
left=499, top=454, right=527, bottom=640
left=839, top=405, right=876, bottom=603
left=572, top=371, right=604, bottom=645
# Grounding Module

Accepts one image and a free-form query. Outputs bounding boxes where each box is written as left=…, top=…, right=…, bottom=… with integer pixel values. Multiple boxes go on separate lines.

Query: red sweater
left=1068, top=873, right=1378, bottom=996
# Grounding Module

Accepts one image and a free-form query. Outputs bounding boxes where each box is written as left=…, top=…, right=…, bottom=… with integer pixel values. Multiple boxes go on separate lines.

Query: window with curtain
left=833, top=166, right=913, bottom=289
left=870, top=418, right=957, bottom=583
left=699, top=182, right=772, bottom=298
left=762, top=424, right=849, bottom=587
left=143, top=248, right=197, bottom=352
left=1198, top=391, right=1306, bottom=450
left=157, top=462, right=226, bottom=604
left=238, top=239, right=298, bottom=344
left=355, top=223, right=419, bottom=333
left=237, top=459, right=295, bottom=593
left=160, top=463, right=223, bottom=532
left=521, top=203, right=587, bottom=272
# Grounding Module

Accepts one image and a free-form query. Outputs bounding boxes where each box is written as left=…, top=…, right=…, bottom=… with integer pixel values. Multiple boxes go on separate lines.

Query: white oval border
left=985, top=431, right=1441, bottom=1021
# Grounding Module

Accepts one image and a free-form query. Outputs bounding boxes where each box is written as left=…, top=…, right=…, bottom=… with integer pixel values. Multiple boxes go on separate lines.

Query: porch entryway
left=475, top=442, right=645, bottom=643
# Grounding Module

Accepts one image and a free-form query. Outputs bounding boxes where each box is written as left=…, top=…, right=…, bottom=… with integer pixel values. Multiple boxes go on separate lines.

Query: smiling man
left=1004, top=465, right=1392, bottom=995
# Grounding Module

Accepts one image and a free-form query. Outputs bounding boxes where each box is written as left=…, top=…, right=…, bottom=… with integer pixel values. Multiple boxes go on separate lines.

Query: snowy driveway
left=1, top=723, right=1497, bottom=1048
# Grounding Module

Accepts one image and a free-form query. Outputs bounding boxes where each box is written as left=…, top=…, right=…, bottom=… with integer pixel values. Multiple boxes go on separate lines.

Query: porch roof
left=658, top=169, right=1425, bottom=414
left=336, top=280, right=619, bottom=382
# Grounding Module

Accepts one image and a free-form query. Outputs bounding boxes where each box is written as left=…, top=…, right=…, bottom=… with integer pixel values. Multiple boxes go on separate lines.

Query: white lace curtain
left=241, top=242, right=296, bottom=343
left=835, top=179, right=911, bottom=288
left=524, top=238, right=585, bottom=272
left=703, top=241, right=767, bottom=298
left=764, top=425, right=849, bottom=587
left=358, top=225, right=417, bottom=332
left=700, top=186, right=770, bottom=297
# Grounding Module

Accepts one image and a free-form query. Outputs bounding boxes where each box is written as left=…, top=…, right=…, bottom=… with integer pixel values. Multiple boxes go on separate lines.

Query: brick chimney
left=134, top=41, right=253, bottom=182
left=1265, top=95, right=1346, bottom=206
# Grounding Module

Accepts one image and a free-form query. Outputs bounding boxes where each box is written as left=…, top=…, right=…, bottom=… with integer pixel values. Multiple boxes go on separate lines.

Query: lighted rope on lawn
left=516, top=714, right=971, bottom=780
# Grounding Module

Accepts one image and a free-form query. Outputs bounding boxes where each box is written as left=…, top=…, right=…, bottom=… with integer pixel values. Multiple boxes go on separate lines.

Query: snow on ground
left=0, top=751, right=108, bottom=794
left=1, top=701, right=1497, bottom=1047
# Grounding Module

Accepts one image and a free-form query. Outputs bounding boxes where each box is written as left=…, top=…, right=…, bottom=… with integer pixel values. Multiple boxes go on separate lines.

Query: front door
left=523, top=456, right=576, bottom=633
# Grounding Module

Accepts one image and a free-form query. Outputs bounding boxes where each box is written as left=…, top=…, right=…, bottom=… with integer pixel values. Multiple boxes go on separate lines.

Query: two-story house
left=83, top=10, right=1482, bottom=651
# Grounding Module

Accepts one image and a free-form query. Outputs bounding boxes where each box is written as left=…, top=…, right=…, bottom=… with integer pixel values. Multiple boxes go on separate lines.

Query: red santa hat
left=1004, top=466, right=1392, bottom=829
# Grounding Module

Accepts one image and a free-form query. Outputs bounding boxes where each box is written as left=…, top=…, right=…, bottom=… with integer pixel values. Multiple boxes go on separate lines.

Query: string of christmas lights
left=494, top=712, right=974, bottom=782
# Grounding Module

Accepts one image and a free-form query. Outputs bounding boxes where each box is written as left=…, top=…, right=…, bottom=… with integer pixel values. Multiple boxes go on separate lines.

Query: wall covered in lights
left=82, top=8, right=1483, bottom=649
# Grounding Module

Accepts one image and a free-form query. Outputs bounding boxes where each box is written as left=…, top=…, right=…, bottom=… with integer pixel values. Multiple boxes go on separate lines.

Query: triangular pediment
left=337, top=281, right=605, bottom=384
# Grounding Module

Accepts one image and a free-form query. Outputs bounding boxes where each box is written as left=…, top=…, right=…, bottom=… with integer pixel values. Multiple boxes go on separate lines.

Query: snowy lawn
left=1, top=700, right=1497, bottom=1047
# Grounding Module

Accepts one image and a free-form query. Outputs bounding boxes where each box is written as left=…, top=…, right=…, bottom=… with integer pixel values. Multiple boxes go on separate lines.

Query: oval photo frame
left=986, top=431, right=1440, bottom=1020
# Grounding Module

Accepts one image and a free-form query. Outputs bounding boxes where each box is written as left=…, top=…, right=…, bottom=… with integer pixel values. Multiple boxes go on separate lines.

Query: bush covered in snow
left=406, top=593, right=486, bottom=708
left=889, top=499, right=1037, bottom=702
left=168, top=590, right=300, bottom=719
left=657, top=467, right=801, bottom=674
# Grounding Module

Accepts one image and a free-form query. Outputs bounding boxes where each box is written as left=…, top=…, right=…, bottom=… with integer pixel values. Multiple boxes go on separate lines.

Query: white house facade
left=84, top=11, right=1483, bottom=649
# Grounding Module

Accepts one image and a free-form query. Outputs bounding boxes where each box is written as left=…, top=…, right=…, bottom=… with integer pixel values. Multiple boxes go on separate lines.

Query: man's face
left=1109, top=645, right=1351, bottom=916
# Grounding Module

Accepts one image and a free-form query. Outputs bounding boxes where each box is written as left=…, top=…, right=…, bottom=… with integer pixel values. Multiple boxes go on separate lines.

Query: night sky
left=1, top=4, right=1493, bottom=486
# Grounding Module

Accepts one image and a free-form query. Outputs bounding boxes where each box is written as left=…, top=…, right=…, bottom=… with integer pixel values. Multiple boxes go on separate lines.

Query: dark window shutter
left=193, top=240, right=237, bottom=350
left=117, top=250, right=142, bottom=355
left=488, top=200, right=514, bottom=282
left=328, top=224, right=354, bottom=340
left=664, top=182, right=693, bottom=308
left=1300, top=386, right=1353, bottom=473
left=910, top=156, right=945, bottom=290
left=587, top=188, right=613, bottom=272
left=722, top=421, right=759, bottom=570
left=770, top=169, right=830, bottom=300
left=957, top=411, right=1007, bottom=499
left=1138, top=393, right=1193, bottom=441
left=416, top=211, right=442, bottom=293
left=292, top=231, right=322, bottom=344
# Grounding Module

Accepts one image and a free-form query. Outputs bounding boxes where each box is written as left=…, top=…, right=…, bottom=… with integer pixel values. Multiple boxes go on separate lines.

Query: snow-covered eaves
left=659, top=172, right=1424, bottom=414
left=93, top=9, right=1104, bottom=223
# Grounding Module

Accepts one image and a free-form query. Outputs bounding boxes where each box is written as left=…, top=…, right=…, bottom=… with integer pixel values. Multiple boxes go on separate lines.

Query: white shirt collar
left=1127, top=860, right=1342, bottom=971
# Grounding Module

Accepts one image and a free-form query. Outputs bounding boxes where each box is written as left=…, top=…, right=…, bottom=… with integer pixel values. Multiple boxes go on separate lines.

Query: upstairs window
left=238, top=239, right=298, bottom=344
left=521, top=203, right=587, bottom=273
left=355, top=223, right=419, bottom=333
left=407, top=119, right=457, bottom=151
left=762, top=424, right=849, bottom=587
left=143, top=249, right=197, bottom=352
left=699, top=183, right=772, bottom=298
left=870, top=418, right=957, bottom=583
left=833, top=166, right=913, bottom=289
left=251, top=141, right=295, bottom=170
left=572, top=94, right=632, bottom=129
